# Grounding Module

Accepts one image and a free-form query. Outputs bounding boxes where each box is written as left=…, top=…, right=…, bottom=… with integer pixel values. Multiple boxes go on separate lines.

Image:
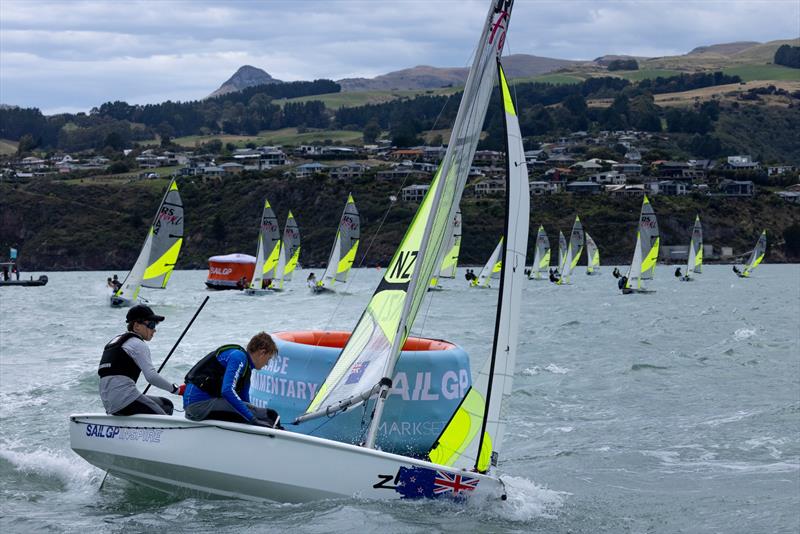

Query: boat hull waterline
left=70, top=414, right=505, bottom=502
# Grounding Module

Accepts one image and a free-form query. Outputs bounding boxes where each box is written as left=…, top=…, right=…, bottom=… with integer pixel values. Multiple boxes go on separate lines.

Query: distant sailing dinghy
left=622, top=195, right=659, bottom=294
left=736, top=230, right=766, bottom=278
left=585, top=232, right=601, bottom=275
left=430, top=210, right=462, bottom=290
left=557, top=230, right=567, bottom=275
left=111, top=179, right=183, bottom=307
left=528, top=225, right=550, bottom=280
left=278, top=211, right=302, bottom=288
left=244, top=198, right=281, bottom=296
left=71, top=0, right=523, bottom=503
left=680, top=215, right=702, bottom=281
left=472, top=237, right=503, bottom=288
left=557, top=216, right=584, bottom=285
left=314, top=194, right=359, bottom=294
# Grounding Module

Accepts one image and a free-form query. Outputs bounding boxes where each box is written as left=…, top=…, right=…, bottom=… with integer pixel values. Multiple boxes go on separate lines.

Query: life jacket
left=98, top=332, right=144, bottom=381
left=185, top=344, right=250, bottom=397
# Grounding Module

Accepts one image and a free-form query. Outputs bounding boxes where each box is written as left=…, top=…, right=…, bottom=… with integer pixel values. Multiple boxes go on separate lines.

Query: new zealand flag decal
left=344, top=361, right=369, bottom=384
left=394, top=466, right=479, bottom=499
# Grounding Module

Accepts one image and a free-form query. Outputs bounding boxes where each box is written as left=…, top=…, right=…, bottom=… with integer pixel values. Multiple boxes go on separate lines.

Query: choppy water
left=1, top=265, right=798, bottom=533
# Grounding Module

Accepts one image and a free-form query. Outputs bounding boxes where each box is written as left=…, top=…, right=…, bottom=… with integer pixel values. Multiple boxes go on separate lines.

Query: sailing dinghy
left=680, top=215, right=702, bottom=281
left=244, top=198, right=281, bottom=295
left=472, top=237, right=503, bottom=288
left=313, top=194, right=359, bottom=293
left=429, top=210, right=462, bottom=290
left=557, top=215, right=584, bottom=285
left=71, top=0, right=524, bottom=503
left=736, top=230, right=766, bottom=278
left=111, top=179, right=183, bottom=307
left=585, top=232, right=601, bottom=275
left=277, top=211, right=302, bottom=288
left=556, top=230, right=567, bottom=275
left=528, top=225, right=550, bottom=280
left=621, top=195, right=659, bottom=294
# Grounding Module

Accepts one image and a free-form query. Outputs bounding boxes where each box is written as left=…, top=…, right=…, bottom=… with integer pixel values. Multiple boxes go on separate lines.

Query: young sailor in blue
left=183, top=332, right=281, bottom=428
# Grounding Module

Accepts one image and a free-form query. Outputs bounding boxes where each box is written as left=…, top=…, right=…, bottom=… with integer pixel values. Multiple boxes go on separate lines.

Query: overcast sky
left=1, top=0, right=797, bottom=115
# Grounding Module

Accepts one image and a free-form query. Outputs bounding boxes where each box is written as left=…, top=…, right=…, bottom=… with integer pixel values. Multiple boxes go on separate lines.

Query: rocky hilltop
left=208, top=65, right=282, bottom=98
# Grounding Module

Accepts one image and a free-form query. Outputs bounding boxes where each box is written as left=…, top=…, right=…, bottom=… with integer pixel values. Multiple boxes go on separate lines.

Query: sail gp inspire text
left=250, top=354, right=469, bottom=401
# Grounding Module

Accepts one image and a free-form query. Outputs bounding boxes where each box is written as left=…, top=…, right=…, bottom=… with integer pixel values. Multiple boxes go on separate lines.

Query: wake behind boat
left=111, top=179, right=183, bottom=307
left=71, top=0, right=522, bottom=503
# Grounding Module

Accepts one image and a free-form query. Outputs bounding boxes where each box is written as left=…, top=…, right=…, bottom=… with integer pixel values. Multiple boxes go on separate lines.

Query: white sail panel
left=626, top=196, right=659, bottom=290
left=476, top=238, right=503, bottom=287
left=429, top=61, right=529, bottom=472
left=282, top=211, right=301, bottom=281
left=250, top=199, right=280, bottom=289
left=687, top=215, right=702, bottom=275
left=559, top=215, right=584, bottom=283
left=529, top=225, right=549, bottom=279
left=586, top=232, right=600, bottom=274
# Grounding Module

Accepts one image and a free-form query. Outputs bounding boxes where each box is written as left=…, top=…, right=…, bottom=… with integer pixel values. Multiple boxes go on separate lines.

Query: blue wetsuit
left=183, top=347, right=255, bottom=422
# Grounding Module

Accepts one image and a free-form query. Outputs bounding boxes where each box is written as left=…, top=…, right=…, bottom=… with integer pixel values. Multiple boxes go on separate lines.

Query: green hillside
left=2, top=175, right=797, bottom=271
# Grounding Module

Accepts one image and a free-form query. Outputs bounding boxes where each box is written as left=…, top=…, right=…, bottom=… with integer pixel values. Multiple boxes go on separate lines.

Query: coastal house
left=565, top=181, right=602, bottom=195
left=606, top=184, right=646, bottom=197
left=718, top=179, right=754, bottom=197
left=721, top=155, right=760, bottom=170
left=474, top=178, right=506, bottom=197
left=401, top=184, right=430, bottom=202
left=587, top=170, right=626, bottom=185
left=294, top=162, right=329, bottom=178
left=529, top=181, right=560, bottom=195
left=656, top=180, right=688, bottom=196
left=329, top=163, right=369, bottom=180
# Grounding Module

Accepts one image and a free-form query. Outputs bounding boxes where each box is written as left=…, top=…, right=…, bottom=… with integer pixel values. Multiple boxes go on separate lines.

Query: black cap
left=126, top=304, right=165, bottom=323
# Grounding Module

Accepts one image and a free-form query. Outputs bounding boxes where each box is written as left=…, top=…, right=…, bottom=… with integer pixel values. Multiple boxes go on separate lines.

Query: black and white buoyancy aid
left=98, top=332, right=144, bottom=381
left=184, top=344, right=250, bottom=397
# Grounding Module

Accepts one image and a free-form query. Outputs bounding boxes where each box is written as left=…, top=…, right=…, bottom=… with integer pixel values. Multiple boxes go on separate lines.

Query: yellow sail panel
left=263, top=241, right=281, bottom=275
left=428, top=388, right=486, bottom=466
left=540, top=249, right=550, bottom=269
left=695, top=247, right=703, bottom=268
left=500, top=66, right=516, bottom=116
left=337, top=240, right=359, bottom=274
left=642, top=237, right=660, bottom=275
left=143, top=238, right=183, bottom=285
left=285, top=247, right=301, bottom=275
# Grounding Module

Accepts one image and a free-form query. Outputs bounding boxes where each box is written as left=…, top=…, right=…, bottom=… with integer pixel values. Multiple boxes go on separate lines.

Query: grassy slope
left=1, top=175, right=797, bottom=271
left=0, top=139, right=18, bottom=156
left=722, top=64, right=800, bottom=82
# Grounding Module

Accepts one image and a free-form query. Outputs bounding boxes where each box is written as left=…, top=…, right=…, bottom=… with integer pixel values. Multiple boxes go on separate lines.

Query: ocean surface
left=1, top=265, right=798, bottom=533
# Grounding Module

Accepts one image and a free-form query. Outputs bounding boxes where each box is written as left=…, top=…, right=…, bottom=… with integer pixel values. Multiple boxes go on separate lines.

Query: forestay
left=529, top=225, right=550, bottom=279
left=626, top=195, right=659, bottom=290
left=558, top=215, right=584, bottom=284
left=476, top=238, right=504, bottom=287
left=250, top=199, right=281, bottom=290
left=586, top=232, right=600, bottom=274
left=114, top=179, right=183, bottom=302
left=428, top=62, right=529, bottom=472
left=297, top=0, right=513, bottom=445
left=319, top=195, right=359, bottom=289
left=686, top=215, right=703, bottom=275
left=742, top=230, right=767, bottom=277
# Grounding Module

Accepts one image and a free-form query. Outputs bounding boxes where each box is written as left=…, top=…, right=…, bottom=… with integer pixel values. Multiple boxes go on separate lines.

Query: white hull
left=70, top=414, right=505, bottom=503
left=109, top=295, right=134, bottom=308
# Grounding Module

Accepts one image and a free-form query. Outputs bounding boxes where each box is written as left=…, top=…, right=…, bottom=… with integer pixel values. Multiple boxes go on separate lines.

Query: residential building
left=529, top=181, right=560, bottom=195
left=565, top=181, right=602, bottom=195
left=294, top=162, right=329, bottom=178
left=657, top=180, right=688, bottom=196
left=401, top=184, right=430, bottom=202
left=329, top=163, right=369, bottom=180
left=474, top=178, right=506, bottom=196
left=606, top=184, right=646, bottom=197
left=718, top=179, right=754, bottom=196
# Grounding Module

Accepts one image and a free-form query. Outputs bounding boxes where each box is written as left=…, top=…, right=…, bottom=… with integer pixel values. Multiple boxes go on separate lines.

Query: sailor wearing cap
left=98, top=305, right=184, bottom=416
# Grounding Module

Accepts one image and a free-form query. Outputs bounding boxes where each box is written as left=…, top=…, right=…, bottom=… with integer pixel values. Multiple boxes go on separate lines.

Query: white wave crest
left=734, top=328, right=756, bottom=341
left=496, top=475, right=566, bottom=521
left=522, top=364, right=570, bottom=376
left=0, top=445, right=100, bottom=493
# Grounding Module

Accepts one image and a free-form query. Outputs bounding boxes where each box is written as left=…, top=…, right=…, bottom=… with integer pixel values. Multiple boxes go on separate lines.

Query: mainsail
left=558, top=215, right=584, bottom=284
left=296, top=0, right=513, bottom=456
left=282, top=211, right=302, bottom=281
left=557, top=230, right=567, bottom=272
left=529, top=225, right=550, bottom=279
left=113, top=179, right=183, bottom=302
left=436, top=210, right=462, bottom=281
left=625, top=195, right=659, bottom=290
left=428, top=60, right=529, bottom=472
left=475, top=238, right=504, bottom=287
left=318, top=194, right=359, bottom=290
left=742, top=230, right=767, bottom=277
left=686, top=215, right=703, bottom=276
left=250, top=199, right=281, bottom=290
left=586, top=232, right=600, bottom=274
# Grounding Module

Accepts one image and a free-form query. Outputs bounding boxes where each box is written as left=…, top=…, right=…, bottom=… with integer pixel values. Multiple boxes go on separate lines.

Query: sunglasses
left=141, top=320, right=158, bottom=330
